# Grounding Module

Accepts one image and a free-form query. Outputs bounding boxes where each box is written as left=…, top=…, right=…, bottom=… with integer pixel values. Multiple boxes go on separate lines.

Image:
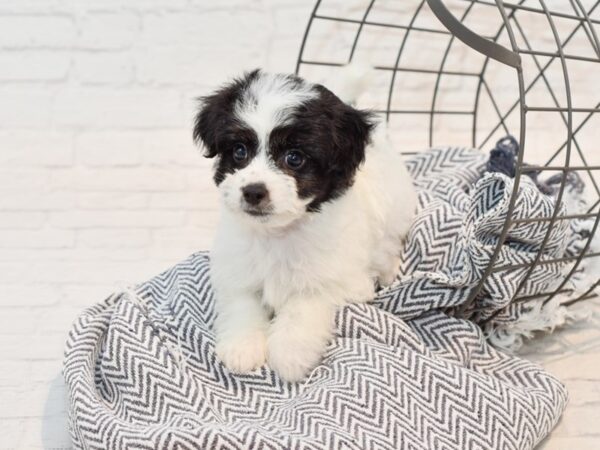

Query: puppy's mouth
left=243, top=207, right=272, bottom=218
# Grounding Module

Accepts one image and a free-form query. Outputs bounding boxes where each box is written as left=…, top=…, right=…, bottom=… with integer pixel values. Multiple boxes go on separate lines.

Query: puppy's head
left=194, top=69, right=374, bottom=230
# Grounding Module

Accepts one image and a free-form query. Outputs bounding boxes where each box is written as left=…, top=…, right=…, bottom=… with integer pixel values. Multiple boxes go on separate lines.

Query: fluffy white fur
left=210, top=70, right=417, bottom=382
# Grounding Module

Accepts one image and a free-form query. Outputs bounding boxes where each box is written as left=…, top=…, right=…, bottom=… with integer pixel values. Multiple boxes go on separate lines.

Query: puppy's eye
left=284, top=150, right=306, bottom=170
left=232, top=143, right=248, bottom=163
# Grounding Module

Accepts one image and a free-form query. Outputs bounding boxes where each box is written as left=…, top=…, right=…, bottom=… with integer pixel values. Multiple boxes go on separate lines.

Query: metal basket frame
left=295, top=0, right=600, bottom=312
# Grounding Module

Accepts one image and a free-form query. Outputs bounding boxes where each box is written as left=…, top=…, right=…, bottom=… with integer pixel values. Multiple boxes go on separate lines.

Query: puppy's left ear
left=331, top=104, right=374, bottom=176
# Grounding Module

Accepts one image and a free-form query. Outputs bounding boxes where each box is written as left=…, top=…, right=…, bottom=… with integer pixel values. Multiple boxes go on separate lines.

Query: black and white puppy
left=194, top=68, right=417, bottom=382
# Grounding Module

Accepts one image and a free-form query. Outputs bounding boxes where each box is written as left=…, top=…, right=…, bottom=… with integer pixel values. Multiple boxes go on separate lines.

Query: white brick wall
left=0, top=1, right=598, bottom=448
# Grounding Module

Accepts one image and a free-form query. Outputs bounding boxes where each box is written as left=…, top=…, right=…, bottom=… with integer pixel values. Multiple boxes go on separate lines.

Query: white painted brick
left=140, top=10, right=266, bottom=47
left=77, top=228, right=151, bottom=248
left=0, top=169, right=49, bottom=191
left=0, top=131, right=74, bottom=167
left=62, top=284, right=123, bottom=307
left=17, top=383, right=68, bottom=418
left=186, top=209, right=219, bottom=229
left=0, top=334, right=66, bottom=360
left=74, top=129, right=201, bottom=167
left=27, top=360, right=61, bottom=385
left=53, top=88, right=183, bottom=128
left=0, top=0, right=76, bottom=14
left=0, top=247, right=150, bottom=263
left=0, top=87, right=54, bottom=128
left=147, top=245, right=204, bottom=263
left=150, top=228, right=212, bottom=258
left=0, top=228, right=74, bottom=248
left=0, top=285, right=61, bottom=307
left=0, top=211, right=46, bottom=229
left=104, top=0, right=188, bottom=10
left=0, top=16, right=76, bottom=48
left=0, top=361, right=29, bottom=387
left=76, top=131, right=143, bottom=166
left=0, top=191, right=75, bottom=211
left=149, top=192, right=215, bottom=210
left=139, top=130, right=203, bottom=167
left=184, top=0, right=266, bottom=11
left=50, top=167, right=187, bottom=191
left=18, top=415, right=71, bottom=449
left=135, top=45, right=266, bottom=86
left=0, top=267, right=33, bottom=290
left=0, top=390, right=23, bottom=419
left=31, top=261, right=160, bottom=284
left=72, top=51, right=135, bottom=85
left=0, top=51, right=71, bottom=81
left=184, top=167, right=221, bottom=192
left=0, top=310, right=40, bottom=334
left=31, top=306, right=84, bottom=334
left=0, top=385, right=65, bottom=423
left=78, top=12, right=139, bottom=50
left=49, top=210, right=185, bottom=228
left=0, top=419, right=23, bottom=449
left=76, top=192, right=148, bottom=209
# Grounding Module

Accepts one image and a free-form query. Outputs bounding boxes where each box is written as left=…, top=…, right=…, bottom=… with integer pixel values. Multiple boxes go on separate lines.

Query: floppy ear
left=193, top=69, right=261, bottom=158
left=329, top=103, right=374, bottom=178
left=193, top=93, right=222, bottom=158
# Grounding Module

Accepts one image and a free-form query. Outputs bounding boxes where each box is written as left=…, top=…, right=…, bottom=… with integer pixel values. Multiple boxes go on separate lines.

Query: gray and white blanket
left=65, top=146, right=591, bottom=450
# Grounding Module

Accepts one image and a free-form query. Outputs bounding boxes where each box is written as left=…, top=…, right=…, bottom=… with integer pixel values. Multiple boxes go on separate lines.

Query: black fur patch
left=193, top=70, right=260, bottom=184
left=269, top=85, right=374, bottom=211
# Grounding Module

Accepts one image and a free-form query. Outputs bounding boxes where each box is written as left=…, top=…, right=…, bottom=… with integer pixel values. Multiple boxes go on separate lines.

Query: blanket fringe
left=485, top=299, right=593, bottom=352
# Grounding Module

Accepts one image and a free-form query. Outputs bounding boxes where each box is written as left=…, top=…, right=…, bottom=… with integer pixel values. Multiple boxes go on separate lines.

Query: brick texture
left=0, top=1, right=599, bottom=449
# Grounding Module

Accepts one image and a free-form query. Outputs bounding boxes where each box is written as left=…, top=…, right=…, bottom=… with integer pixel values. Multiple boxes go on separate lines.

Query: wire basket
left=296, top=0, right=600, bottom=312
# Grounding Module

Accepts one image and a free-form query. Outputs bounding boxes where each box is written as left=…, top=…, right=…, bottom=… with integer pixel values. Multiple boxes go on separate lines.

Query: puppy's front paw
left=377, top=268, right=397, bottom=288
left=267, top=329, right=326, bottom=382
left=377, top=255, right=401, bottom=287
left=215, top=331, right=267, bottom=374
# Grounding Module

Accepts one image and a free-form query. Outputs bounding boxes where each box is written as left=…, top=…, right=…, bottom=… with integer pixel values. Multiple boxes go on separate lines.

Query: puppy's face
left=194, top=70, right=373, bottom=230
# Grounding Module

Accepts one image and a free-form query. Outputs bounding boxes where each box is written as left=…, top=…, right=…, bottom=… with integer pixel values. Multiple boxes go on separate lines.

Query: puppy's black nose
left=242, top=183, right=269, bottom=206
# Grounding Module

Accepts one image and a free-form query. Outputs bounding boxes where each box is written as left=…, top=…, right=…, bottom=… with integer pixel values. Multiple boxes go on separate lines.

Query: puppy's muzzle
left=241, top=183, right=271, bottom=214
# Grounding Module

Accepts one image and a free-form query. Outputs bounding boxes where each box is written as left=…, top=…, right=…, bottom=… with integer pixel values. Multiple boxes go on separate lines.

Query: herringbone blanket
left=65, top=147, right=584, bottom=450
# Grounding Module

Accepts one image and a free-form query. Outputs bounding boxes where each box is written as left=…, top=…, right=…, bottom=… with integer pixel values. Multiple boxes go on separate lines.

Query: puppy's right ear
left=193, top=69, right=261, bottom=158
left=193, top=93, right=225, bottom=159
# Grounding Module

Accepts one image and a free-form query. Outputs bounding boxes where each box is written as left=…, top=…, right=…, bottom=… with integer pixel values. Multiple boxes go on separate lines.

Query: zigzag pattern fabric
left=375, top=147, right=582, bottom=327
left=65, top=147, right=574, bottom=450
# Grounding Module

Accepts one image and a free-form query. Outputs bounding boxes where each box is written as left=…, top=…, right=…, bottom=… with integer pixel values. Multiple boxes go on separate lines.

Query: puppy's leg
left=373, top=219, right=410, bottom=287
left=214, top=290, right=269, bottom=374
left=374, top=247, right=402, bottom=287
left=267, top=295, right=335, bottom=382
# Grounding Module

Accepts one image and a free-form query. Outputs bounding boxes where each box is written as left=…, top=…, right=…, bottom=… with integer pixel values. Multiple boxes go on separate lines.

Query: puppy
left=194, top=69, right=417, bottom=382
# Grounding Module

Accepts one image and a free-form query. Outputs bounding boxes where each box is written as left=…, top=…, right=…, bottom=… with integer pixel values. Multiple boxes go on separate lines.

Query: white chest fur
left=209, top=139, right=417, bottom=382
left=210, top=141, right=416, bottom=312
